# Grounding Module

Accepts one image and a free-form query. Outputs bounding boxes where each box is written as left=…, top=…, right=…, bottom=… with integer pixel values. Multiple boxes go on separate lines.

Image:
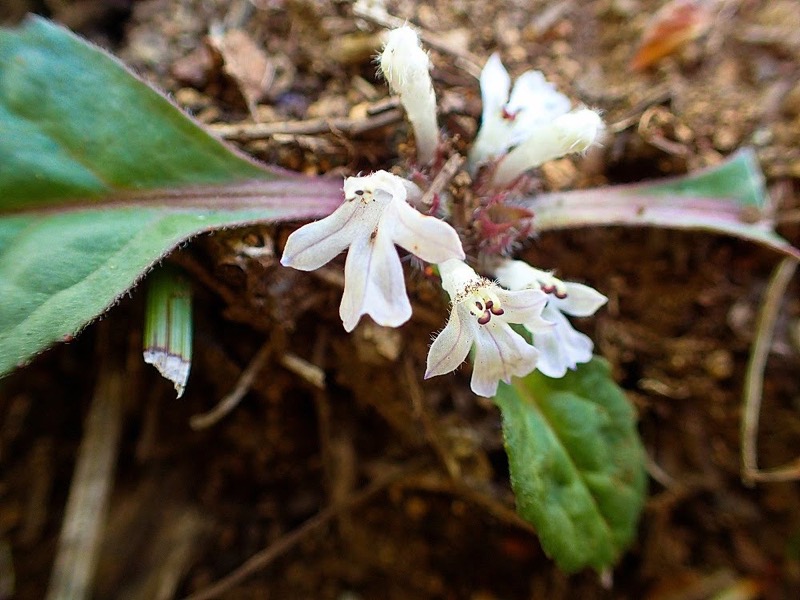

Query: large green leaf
left=494, top=358, right=647, bottom=572
left=0, top=17, right=342, bottom=376
left=0, top=16, right=270, bottom=208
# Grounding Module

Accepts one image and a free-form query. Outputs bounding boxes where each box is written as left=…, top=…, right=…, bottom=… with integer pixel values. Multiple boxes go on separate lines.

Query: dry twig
left=180, top=460, right=425, bottom=600
left=403, top=355, right=460, bottom=479
left=190, top=341, right=272, bottom=429
left=46, top=324, right=126, bottom=600
left=279, top=352, right=326, bottom=389
left=209, top=107, right=403, bottom=142
left=741, top=257, right=800, bottom=484
left=419, top=153, right=464, bottom=208
left=396, top=474, right=536, bottom=534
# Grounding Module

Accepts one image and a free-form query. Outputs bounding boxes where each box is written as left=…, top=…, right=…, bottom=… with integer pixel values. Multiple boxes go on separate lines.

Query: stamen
left=477, top=311, right=492, bottom=325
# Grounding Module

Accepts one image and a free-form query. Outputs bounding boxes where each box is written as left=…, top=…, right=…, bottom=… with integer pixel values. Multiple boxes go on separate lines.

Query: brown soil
left=3, top=0, right=800, bottom=598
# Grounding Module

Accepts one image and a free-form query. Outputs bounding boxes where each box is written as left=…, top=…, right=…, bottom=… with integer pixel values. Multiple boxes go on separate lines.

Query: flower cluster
left=280, top=25, right=606, bottom=396
left=469, top=53, right=603, bottom=187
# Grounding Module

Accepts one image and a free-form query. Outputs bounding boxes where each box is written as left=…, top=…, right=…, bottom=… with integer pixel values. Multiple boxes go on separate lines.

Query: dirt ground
left=2, top=0, right=800, bottom=598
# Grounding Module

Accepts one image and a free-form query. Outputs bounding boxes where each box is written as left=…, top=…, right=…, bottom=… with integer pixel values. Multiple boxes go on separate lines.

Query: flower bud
left=380, top=26, right=439, bottom=165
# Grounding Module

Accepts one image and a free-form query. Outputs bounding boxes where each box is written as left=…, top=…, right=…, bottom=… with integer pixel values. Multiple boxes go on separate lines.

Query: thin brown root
left=180, top=460, right=426, bottom=600
left=741, top=257, right=800, bottom=484
left=190, top=341, right=272, bottom=429
left=403, top=355, right=460, bottom=479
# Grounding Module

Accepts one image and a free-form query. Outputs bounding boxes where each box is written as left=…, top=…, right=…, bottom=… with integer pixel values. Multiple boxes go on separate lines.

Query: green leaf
left=530, top=149, right=800, bottom=260
left=0, top=16, right=270, bottom=208
left=642, top=148, right=763, bottom=207
left=143, top=266, right=193, bottom=398
left=494, top=358, right=647, bottom=572
left=0, top=18, right=343, bottom=376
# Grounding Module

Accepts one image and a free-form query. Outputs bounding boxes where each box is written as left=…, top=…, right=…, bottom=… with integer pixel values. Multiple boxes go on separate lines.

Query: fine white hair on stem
left=379, top=25, right=439, bottom=165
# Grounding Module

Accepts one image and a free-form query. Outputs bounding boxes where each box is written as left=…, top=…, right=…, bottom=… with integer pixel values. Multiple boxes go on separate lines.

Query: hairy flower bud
left=380, top=26, right=439, bottom=165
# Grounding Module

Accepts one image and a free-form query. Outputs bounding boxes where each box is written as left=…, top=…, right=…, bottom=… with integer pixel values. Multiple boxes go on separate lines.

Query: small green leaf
left=0, top=18, right=343, bottom=376
left=143, top=266, right=193, bottom=398
left=494, top=358, right=647, bottom=572
left=530, top=149, right=800, bottom=259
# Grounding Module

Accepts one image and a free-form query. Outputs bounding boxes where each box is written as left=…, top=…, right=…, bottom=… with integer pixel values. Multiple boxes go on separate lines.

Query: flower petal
left=384, top=198, right=465, bottom=264
left=438, top=259, right=482, bottom=299
left=471, top=321, right=539, bottom=397
left=506, top=70, right=571, bottom=146
left=343, top=170, right=407, bottom=205
left=339, top=227, right=411, bottom=332
left=554, top=282, right=608, bottom=317
left=530, top=306, right=594, bottom=378
left=492, top=108, right=603, bottom=187
left=468, top=54, right=514, bottom=168
left=496, top=288, right=550, bottom=329
left=425, top=305, right=473, bottom=379
left=479, top=53, right=511, bottom=120
left=281, top=199, right=368, bottom=271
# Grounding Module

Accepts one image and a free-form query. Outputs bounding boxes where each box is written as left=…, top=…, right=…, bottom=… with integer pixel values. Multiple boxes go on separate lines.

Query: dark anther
left=541, top=283, right=568, bottom=299
left=477, top=311, right=492, bottom=325
left=355, top=190, right=364, bottom=195
left=475, top=301, right=484, bottom=311
left=490, top=305, right=504, bottom=316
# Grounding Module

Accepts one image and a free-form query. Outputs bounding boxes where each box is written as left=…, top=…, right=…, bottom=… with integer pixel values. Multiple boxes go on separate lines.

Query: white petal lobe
left=280, top=200, right=365, bottom=271
left=386, top=199, right=465, bottom=263
left=425, top=307, right=472, bottom=378
left=471, top=322, right=539, bottom=397
left=340, top=229, right=411, bottom=332
left=556, top=282, right=607, bottom=317
left=530, top=306, right=594, bottom=378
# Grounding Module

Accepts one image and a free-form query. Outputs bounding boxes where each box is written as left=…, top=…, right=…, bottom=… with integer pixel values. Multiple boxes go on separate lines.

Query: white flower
left=467, top=54, right=604, bottom=186
left=468, top=53, right=571, bottom=170
left=491, top=108, right=604, bottom=187
left=492, top=259, right=607, bottom=378
left=425, top=259, right=551, bottom=397
left=380, top=26, right=439, bottom=165
left=281, top=171, right=465, bottom=332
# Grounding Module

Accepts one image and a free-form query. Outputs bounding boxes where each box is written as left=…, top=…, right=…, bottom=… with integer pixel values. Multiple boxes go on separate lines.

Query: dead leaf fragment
left=631, top=0, right=712, bottom=71
left=205, top=28, right=293, bottom=116
left=207, top=29, right=270, bottom=112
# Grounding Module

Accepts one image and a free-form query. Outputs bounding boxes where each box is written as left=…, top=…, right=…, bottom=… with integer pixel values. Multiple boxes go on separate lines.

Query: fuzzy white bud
left=380, top=26, right=439, bottom=165
left=491, top=108, right=603, bottom=187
